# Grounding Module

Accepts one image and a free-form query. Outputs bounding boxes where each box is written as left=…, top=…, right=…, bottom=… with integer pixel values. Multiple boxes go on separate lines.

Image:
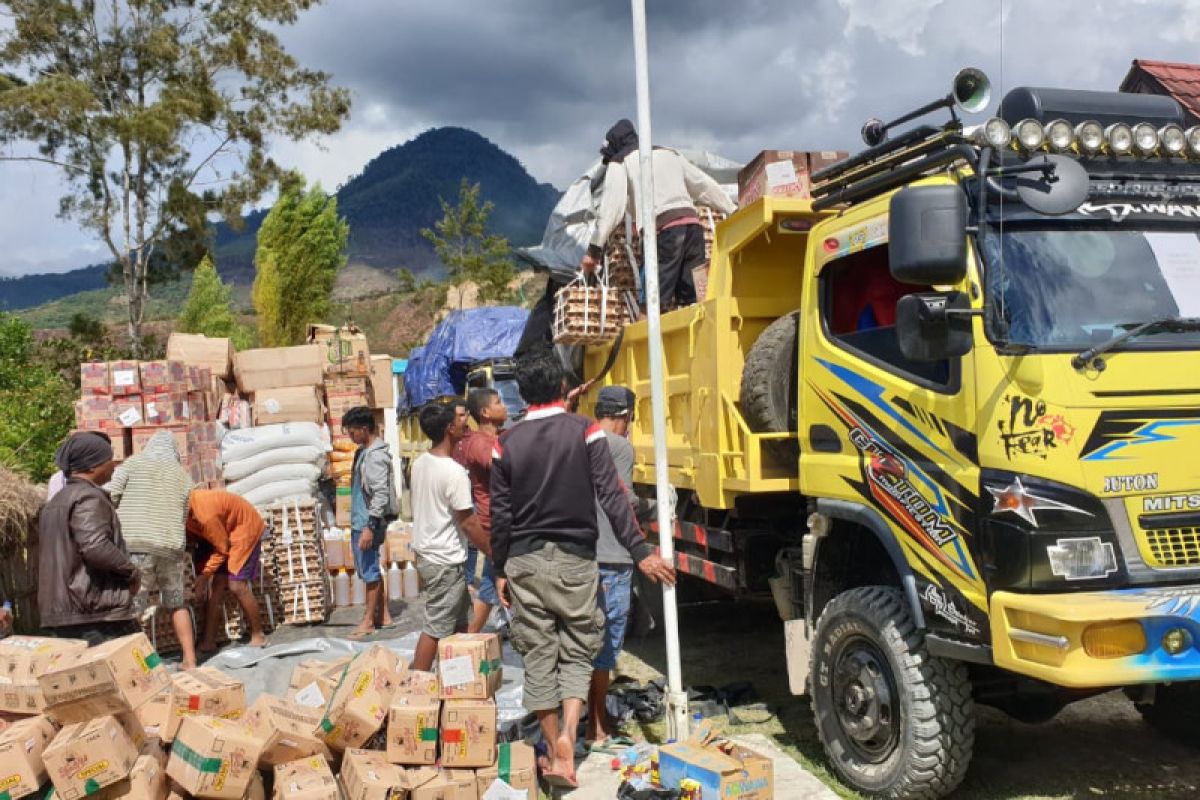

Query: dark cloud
left=6, top=0, right=1200, bottom=273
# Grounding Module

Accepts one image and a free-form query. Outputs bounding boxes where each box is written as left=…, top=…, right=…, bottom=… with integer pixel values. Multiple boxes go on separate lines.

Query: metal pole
left=630, top=0, right=689, bottom=741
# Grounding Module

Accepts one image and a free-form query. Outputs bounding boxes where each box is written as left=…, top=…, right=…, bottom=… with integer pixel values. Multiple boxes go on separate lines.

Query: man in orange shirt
left=186, top=489, right=268, bottom=651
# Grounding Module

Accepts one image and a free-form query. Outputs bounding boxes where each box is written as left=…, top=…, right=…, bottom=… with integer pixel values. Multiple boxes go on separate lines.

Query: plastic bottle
left=333, top=569, right=351, bottom=608
left=387, top=562, right=404, bottom=601
left=351, top=573, right=367, bottom=606
left=402, top=562, right=419, bottom=598
left=325, top=531, right=344, bottom=569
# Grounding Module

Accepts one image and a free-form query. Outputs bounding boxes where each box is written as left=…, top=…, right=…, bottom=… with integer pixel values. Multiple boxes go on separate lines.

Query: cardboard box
left=253, top=385, right=323, bottom=426
left=384, top=530, right=414, bottom=565
left=0, top=715, right=58, bottom=800
left=143, top=391, right=188, bottom=426
left=408, top=774, right=452, bottom=800
left=139, top=361, right=187, bottom=394
left=337, top=749, right=406, bottom=800
left=44, top=715, right=141, bottom=799
left=112, top=396, right=145, bottom=429
left=233, top=345, right=322, bottom=394
left=437, top=635, right=502, bottom=700
left=94, top=740, right=168, bottom=800
left=132, top=426, right=191, bottom=458
left=39, top=633, right=170, bottom=723
left=0, top=635, right=89, bottom=715
left=109, top=361, right=143, bottom=396
left=82, top=362, right=111, bottom=396
left=166, top=715, right=265, bottom=800
left=438, top=700, right=495, bottom=769
left=737, top=150, right=811, bottom=205
left=335, top=487, right=352, bottom=528
left=386, top=696, right=440, bottom=766
left=111, top=428, right=134, bottom=462
left=396, top=671, right=439, bottom=701
left=272, top=755, right=339, bottom=800
left=808, top=150, right=849, bottom=177
left=474, top=741, right=536, bottom=800
left=78, top=396, right=116, bottom=430
left=318, top=646, right=402, bottom=752
left=368, top=356, right=394, bottom=410
left=440, top=770, right=477, bottom=800
left=137, top=668, right=245, bottom=743
left=167, top=333, right=234, bottom=380
left=657, top=739, right=774, bottom=800
left=187, top=391, right=209, bottom=423
left=243, top=694, right=330, bottom=767
left=288, top=659, right=350, bottom=709
left=309, top=324, right=370, bottom=376
left=324, top=377, right=371, bottom=424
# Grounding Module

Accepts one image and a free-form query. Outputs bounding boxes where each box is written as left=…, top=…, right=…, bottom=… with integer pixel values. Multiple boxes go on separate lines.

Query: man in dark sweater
left=491, top=353, right=675, bottom=787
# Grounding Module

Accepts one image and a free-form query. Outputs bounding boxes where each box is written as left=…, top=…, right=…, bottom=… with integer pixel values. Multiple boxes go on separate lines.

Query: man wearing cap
left=587, top=386, right=655, bottom=748
left=38, top=431, right=141, bottom=646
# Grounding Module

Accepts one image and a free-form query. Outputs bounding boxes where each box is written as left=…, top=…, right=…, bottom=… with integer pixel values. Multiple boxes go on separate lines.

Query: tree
left=252, top=177, right=348, bottom=346
left=178, top=255, right=251, bottom=348
left=0, top=313, right=74, bottom=481
left=0, top=1, right=351, bottom=354
left=421, top=179, right=516, bottom=307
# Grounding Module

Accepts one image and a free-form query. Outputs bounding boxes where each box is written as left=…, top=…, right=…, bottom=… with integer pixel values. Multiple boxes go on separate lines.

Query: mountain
left=2, top=127, right=560, bottom=310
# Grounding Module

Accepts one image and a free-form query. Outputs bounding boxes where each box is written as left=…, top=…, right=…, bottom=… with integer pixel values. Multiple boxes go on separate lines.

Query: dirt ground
left=617, top=595, right=1200, bottom=800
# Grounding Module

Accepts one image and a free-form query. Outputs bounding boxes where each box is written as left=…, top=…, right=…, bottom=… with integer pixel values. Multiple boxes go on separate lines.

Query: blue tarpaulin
left=400, top=307, right=529, bottom=411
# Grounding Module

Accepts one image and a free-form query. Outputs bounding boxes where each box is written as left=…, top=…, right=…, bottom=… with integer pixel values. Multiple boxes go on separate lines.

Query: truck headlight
left=1075, top=120, right=1104, bottom=155
left=1106, top=123, right=1133, bottom=155
left=1132, top=122, right=1159, bottom=156
left=1160, top=124, right=1187, bottom=156
left=1046, top=536, right=1118, bottom=580
left=1045, top=119, right=1074, bottom=153
left=1014, top=118, right=1045, bottom=151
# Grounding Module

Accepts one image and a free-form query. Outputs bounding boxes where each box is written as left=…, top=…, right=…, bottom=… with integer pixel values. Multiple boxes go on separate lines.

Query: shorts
left=49, top=619, right=140, bottom=648
left=464, top=546, right=499, bottom=606
left=415, top=555, right=470, bottom=639
left=130, top=553, right=189, bottom=618
left=193, top=531, right=264, bottom=584
left=593, top=564, right=634, bottom=671
left=352, top=528, right=384, bottom=583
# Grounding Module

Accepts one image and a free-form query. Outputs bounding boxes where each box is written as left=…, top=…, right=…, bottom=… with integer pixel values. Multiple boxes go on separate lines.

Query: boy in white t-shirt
left=409, top=400, right=490, bottom=671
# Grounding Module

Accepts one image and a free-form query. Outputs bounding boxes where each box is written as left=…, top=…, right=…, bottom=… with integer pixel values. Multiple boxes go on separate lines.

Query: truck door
left=801, top=211, right=988, bottom=642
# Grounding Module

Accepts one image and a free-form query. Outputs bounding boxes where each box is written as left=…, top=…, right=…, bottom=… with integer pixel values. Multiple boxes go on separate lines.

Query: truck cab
left=583, top=72, right=1200, bottom=798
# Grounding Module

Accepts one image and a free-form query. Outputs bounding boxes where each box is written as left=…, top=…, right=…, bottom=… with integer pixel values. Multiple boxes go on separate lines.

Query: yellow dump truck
left=581, top=71, right=1200, bottom=797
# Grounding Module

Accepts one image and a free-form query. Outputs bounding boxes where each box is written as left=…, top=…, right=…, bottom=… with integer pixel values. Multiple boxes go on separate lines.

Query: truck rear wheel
left=811, top=586, right=974, bottom=799
left=740, top=311, right=799, bottom=465
left=1136, top=683, right=1200, bottom=744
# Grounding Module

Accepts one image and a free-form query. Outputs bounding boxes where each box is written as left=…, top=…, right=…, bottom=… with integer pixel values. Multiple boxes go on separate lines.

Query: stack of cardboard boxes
left=736, top=149, right=849, bottom=206
left=76, top=351, right=225, bottom=485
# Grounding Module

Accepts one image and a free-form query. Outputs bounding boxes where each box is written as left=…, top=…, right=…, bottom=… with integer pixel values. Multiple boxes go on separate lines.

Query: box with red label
left=139, top=361, right=187, bottom=394
left=132, top=425, right=191, bottom=458
left=143, top=391, right=188, bottom=426
left=187, top=391, right=209, bottom=422
left=109, top=361, right=142, bottom=396
left=0, top=714, right=57, bottom=800
left=77, top=396, right=115, bottom=430
left=475, top=741, right=536, bottom=800
left=0, top=636, right=89, bottom=715
left=439, top=699, right=495, bottom=769
left=437, top=634, right=502, bottom=700
left=82, top=362, right=111, bottom=396
left=39, top=633, right=170, bottom=723
left=135, top=668, right=244, bottom=743
left=737, top=150, right=811, bottom=205
left=386, top=696, right=440, bottom=766
left=318, top=646, right=403, bottom=752
left=111, top=395, right=145, bottom=429
left=166, top=715, right=265, bottom=800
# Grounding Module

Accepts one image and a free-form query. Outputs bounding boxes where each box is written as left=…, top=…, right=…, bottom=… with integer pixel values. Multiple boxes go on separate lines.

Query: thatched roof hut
left=0, top=466, right=45, bottom=633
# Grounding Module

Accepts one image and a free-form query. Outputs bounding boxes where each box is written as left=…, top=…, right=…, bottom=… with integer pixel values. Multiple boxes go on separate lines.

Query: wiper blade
left=1072, top=317, right=1200, bottom=370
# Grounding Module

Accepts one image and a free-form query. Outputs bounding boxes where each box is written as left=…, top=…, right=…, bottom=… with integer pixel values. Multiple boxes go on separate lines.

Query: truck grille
left=1142, top=526, right=1200, bottom=568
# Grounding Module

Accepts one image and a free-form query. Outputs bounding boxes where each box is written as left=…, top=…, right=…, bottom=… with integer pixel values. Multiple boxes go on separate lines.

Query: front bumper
left=991, top=587, right=1200, bottom=687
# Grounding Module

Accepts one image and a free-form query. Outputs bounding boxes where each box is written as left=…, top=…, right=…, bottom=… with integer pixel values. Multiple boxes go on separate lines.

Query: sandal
left=347, top=628, right=376, bottom=640
left=589, top=736, right=635, bottom=754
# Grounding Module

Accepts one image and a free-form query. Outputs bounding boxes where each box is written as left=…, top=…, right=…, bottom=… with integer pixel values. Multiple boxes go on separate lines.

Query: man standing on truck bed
left=490, top=352, right=676, bottom=787
left=580, top=118, right=736, bottom=309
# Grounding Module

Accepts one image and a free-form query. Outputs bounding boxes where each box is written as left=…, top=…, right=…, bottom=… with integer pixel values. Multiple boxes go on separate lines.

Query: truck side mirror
left=888, top=185, right=967, bottom=285
left=896, top=291, right=974, bottom=361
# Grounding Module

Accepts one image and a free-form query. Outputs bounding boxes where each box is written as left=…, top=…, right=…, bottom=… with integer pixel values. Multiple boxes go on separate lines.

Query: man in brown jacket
left=38, top=432, right=141, bottom=646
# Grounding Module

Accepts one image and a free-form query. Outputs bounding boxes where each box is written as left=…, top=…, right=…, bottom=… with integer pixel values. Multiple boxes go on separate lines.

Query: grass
left=617, top=596, right=1200, bottom=800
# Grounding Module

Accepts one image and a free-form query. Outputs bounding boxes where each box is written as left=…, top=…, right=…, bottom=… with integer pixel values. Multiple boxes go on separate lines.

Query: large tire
left=811, top=586, right=974, bottom=799
left=740, top=311, right=800, bottom=465
left=1136, top=683, right=1200, bottom=744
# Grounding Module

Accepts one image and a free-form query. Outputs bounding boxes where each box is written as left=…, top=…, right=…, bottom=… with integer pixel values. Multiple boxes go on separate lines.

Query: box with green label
left=39, top=634, right=170, bottom=724
left=386, top=696, right=440, bottom=765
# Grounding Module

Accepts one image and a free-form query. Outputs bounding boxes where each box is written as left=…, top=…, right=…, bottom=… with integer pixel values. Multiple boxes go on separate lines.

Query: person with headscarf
left=580, top=119, right=737, bottom=309
left=108, top=431, right=196, bottom=667
left=38, top=431, right=141, bottom=646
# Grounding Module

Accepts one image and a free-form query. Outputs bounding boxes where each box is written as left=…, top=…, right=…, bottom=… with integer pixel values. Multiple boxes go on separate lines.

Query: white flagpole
left=629, top=0, right=689, bottom=741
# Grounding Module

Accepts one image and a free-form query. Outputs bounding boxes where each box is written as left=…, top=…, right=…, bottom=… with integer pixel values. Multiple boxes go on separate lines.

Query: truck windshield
left=493, top=378, right=526, bottom=418
left=984, top=227, right=1200, bottom=350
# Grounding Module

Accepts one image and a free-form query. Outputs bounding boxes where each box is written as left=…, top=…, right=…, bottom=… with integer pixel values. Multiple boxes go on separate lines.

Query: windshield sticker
left=998, top=395, right=1075, bottom=459
left=1145, top=233, right=1200, bottom=317
left=922, top=584, right=981, bottom=636
left=1078, top=202, right=1200, bottom=223
left=1103, top=473, right=1160, bottom=494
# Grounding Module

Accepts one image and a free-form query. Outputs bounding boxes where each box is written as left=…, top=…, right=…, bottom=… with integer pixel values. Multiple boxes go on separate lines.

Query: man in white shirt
left=409, top=400, right=490, bottom=671
left=580, top=119, right=736, bottom=309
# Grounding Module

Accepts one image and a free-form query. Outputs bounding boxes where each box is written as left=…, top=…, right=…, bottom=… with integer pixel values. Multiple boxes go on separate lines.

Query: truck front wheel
left=1136, top=683, right=1200, bottom=744
left=811, top=586, right=974, bottom=799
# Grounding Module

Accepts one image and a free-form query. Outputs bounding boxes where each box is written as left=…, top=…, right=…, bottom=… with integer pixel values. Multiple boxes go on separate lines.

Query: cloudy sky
left=2, top=0, right=1199, bottom=277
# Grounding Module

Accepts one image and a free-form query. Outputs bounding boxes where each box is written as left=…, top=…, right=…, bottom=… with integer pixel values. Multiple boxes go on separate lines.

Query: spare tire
left=740, top=311, right=800, bottom=465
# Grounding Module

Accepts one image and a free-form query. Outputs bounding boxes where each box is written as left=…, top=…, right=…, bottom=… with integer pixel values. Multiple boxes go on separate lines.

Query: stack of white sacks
left=220, top=422, right=329, bottom=507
